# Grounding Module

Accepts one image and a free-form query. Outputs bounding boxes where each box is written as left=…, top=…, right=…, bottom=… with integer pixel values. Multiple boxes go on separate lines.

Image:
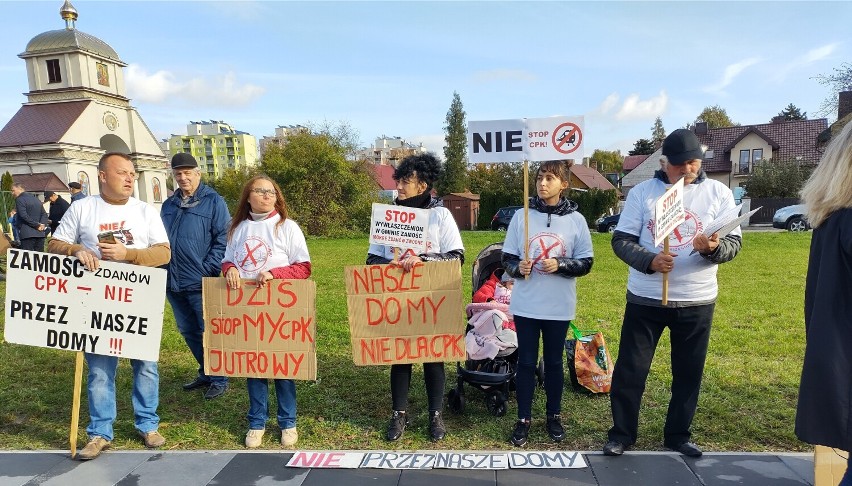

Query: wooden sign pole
left=662, top=239, right=670, bottom=306
left=523, top=160, right=530, bottom=280
left=69, top=351, right=84, bottom=458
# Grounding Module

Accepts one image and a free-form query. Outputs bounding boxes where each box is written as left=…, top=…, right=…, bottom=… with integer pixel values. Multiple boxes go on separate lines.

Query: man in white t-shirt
left=603, top=129, right=742, bottom=458
left=48, top=152, right=171, bottom=461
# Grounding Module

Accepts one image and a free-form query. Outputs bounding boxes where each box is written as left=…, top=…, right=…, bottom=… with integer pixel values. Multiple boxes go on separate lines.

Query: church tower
left=0, top=1, right=169, bottom=206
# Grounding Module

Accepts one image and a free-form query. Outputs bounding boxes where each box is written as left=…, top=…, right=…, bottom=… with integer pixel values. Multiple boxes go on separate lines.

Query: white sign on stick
left=468, top=116, right=584, bottom=163
left=4, top=248, right=167, bottom=361
left=654, top=177, right=685, bottom=247
left=369, top=203, right=429, bottom=254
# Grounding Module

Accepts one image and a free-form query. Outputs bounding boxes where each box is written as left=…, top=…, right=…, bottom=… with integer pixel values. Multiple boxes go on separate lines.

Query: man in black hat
left=69, top=181, right=86, bottom=203
left=160, top=153, right=230, bottom=399
left=602, top=128, right=743, bottom=458
left=45, top=190, right=71, bottom=235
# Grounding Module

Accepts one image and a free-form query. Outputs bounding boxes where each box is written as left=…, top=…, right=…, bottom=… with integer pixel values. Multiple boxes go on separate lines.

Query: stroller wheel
left=485, top=391, right=508, bottom=417
left=448, top=388, right=465, bottom=413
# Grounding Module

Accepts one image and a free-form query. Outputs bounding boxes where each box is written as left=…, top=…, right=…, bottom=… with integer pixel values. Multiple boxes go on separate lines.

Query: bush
left=743, top=159, right=813, bottom=198
left=569, top=188, right=619, bottom=227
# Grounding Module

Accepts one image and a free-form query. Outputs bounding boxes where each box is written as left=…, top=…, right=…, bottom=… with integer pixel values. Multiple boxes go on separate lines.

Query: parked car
left=772, top=204, right=810, bottom=231
left=490, top=206, right=521, bottom=231
left=596, top=213, right=621, bottom=233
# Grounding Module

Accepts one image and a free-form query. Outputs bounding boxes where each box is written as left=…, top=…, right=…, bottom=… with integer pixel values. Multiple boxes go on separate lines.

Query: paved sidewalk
left=0, top=450, right=815, bottom=486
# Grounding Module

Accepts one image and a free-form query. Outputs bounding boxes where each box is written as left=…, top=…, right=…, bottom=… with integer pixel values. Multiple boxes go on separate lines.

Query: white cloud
left=773, top=43, right=839, bottom=82
left=471, top=69, right=537, bottom=83
left=587, top=91, right=667, bottom=122
left=704, top=58, right=761, bottom=94
left=614, top=91, right=668, bottom=121
left=126, top=64, right=265, bottom=107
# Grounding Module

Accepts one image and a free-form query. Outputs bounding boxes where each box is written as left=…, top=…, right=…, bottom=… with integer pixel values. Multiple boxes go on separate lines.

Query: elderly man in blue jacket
left=161, top=153, right=230, bottom=399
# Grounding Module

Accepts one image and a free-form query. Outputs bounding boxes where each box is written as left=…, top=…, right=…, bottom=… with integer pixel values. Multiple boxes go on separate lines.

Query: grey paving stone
left=497, top=465, right=597, bottom=486
left=399, top=468, right=495, bottom=486
left=0, top=453, right=66, bottom=486
left=115, top=452, right=235, bottom=486
left=686, top=454, right=810, bottom=485
left=22, top=451, right=154, bottom=486
left=778, top=455, right=815, bottom=486
left=209, top=453, right=308, bottom=486
left=301, top=468, right=401, bottom=486
left=586, top=453, right=702, bottom=486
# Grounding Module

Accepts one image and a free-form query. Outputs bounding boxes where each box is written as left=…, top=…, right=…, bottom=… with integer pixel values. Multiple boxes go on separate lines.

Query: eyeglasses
left=251, top=188, right=277, bottom=197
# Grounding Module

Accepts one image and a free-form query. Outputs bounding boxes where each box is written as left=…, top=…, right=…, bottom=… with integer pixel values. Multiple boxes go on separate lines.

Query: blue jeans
left=840, top=454, right=852, bottom=486
left=246, top=378, right=296, bottom=430
left=514, top=315, right=570, bottom=420
left=167, top=290, right=227, bottom=385
left=85, top=353, right=159, bottom=441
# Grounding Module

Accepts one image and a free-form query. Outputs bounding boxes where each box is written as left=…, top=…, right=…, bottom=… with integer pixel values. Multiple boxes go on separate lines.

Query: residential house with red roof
left=621, top=117, right=828, bottom=197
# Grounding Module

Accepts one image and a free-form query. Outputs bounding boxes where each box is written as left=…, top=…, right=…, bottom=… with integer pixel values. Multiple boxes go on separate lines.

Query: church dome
left=24, top=28, right=121, bottom=61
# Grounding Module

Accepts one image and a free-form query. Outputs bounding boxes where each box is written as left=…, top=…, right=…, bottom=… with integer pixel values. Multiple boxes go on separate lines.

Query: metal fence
left=748, top=197, right=800, bottom=224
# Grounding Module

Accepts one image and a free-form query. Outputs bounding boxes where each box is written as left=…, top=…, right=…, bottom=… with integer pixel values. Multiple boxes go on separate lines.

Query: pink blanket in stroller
left=464, top=302, right=518, bottom=360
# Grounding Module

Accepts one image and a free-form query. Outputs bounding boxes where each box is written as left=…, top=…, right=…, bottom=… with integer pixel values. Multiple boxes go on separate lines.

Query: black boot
left=386, top=410, right=408, bottom=441
left=429, top=411, right=446, bottom=442
left=546, top=414, right=565, bottom=442
left=510, top=419, right=531, bottom=446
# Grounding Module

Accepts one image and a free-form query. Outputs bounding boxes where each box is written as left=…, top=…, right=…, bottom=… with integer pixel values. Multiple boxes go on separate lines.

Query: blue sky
left=0, top=1, right=848, bottom=158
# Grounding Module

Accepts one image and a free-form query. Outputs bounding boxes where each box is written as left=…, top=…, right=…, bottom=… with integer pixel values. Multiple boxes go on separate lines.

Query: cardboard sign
left=468, top=116, right=585, bottom=163
left=369, top=203, right=429, bottom=253
left=3, top=248, right=167, bottom=361
left=654, top=177, right=685, bottom=247
left=202, top=277, right=317, bottom=380
left=290, top=451, right=586, bottom=470
left=344, top=260, right=465, bottom=365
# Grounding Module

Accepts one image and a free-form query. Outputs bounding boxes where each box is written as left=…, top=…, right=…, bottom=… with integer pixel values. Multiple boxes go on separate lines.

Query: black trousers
left=608, top=301, right=715, bottom=446
left=390, top=362, right=445, bottom=413
left=19, top=237, right=45, bottom=252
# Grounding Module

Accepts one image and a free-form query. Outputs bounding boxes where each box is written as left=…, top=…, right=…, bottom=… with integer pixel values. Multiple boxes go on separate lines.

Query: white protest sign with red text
left=344, top=260, right=465, bottom=366
left=654, top=177, right=685, bottom=247
left=202, top=277, right=317, bottom=380
left=3, top=248, right=167, bottom=361
left=468, top=116, right=585, bottom=163
left=369, top=203, right=429, bottom=254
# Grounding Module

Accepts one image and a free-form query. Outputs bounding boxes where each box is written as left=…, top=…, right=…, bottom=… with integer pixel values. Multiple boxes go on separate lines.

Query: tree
left=651, top=116, right=666, bottom=147
left=468, top=162, right=526, bottom=229
left=743, top=159, right=812, bottom=198
left=693, top=105, right=737, bottom=129
left=776, top=103, right=807, bottom=121
left=1, top=171, right=12, bottom=192
left=814, top=62, right=852, bottom=117
left=590, top=149, right=623, bottom=174
left=213, top=124, right=378, bottom=237
left=628, top=138, right=655, bottom=156
left=436, top=91, right=468, bottom=196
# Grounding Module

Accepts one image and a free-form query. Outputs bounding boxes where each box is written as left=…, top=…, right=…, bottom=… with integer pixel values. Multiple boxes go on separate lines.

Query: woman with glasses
left=366, top=153, right=464, bottom=442
left=222, top=174, right=311, bottom=448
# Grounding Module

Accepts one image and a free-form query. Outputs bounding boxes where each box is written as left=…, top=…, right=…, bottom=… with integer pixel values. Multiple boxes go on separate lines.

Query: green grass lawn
left=0, top=231, right=812, bottom=452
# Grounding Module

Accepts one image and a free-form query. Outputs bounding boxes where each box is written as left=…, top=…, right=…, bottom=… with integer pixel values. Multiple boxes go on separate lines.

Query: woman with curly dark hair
left=366, top=153, right=464, bottom=442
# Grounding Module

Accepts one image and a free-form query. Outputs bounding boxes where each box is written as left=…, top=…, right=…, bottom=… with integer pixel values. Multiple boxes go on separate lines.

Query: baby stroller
left=447, top=242, right=518, bottom=417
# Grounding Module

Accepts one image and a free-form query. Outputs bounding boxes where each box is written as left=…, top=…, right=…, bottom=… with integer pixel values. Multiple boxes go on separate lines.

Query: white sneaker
left=245, top=429, right=265, bottom=448
left=281, top=427, right=298, bottom=447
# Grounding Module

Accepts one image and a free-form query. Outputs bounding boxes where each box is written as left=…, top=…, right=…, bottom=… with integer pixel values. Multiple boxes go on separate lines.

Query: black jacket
left=48, top=196, right=70, bottom=233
